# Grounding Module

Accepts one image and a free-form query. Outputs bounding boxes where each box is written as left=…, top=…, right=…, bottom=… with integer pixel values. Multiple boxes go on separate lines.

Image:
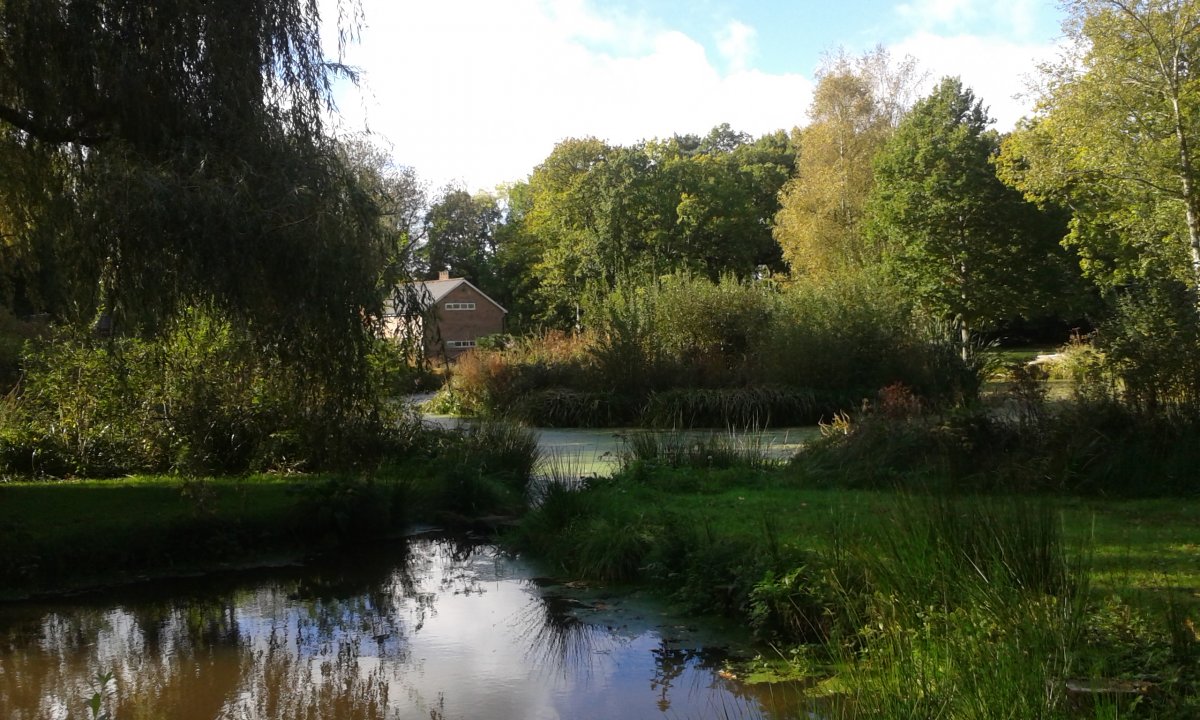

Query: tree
left=668, top=126, right=794, bottom=277
left=338, top=135, right=427, bottom=278
left=422, top=186, right=501, bottom=284
left=998, top=0, right=1200, bottom=294
left=774, top=48, right=922, bottom=279
left=868, top=78, right=1076, bottom=359
left=0, top=1, right=395, bottom=400
left=518, top=129, right=793, bottom=328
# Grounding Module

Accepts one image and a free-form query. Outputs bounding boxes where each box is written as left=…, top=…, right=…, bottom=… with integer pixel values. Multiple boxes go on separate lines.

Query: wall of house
left=428, top=284, right=505, bottom=359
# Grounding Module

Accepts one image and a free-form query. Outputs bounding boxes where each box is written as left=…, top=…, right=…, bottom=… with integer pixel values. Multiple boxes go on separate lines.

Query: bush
left=1096, top=279, right=1200, bottom=414
left=0, top=308, right=46, bottom=390
left=0, top=309, right=411, bottom=477
left=443, top=273, right=982, bottom=427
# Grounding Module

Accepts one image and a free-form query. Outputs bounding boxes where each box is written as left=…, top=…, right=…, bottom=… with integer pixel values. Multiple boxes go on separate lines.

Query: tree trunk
left=1171, top=96, right=1200, bottom=295
left=959, top=314, right=970, bottom=363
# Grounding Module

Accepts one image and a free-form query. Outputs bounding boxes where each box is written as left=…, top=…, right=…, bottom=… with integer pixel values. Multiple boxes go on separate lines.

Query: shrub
left=1096, top=279, right=1200, bottom=415
left=443, top=273, right=982, bottom=427
left=0, top=308, right=46, bottom=390
left=0, top=309, right=409, bottom=477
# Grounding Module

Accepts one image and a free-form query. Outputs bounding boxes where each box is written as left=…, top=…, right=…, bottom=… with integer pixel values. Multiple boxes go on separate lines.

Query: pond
left=0, top=536, right=812, bottom=719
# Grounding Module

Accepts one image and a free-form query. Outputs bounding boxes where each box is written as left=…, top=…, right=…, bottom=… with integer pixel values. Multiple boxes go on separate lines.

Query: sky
left=321, top=0, right=1067, bottom=194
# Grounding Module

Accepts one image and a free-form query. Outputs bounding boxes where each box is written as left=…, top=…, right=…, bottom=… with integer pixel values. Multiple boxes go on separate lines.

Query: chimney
left=438, top=270, right=450, bottom=281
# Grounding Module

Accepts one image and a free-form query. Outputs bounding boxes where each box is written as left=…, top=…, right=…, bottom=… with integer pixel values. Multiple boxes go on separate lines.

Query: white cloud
left=896, top=0, right=976, bottom=30
left=323, top=0, right=811, bottom=193
left=889, top=31, right=1062, bottom=129
left=717, top=20, right=757, bottom=73
left=893, top=0, right=1051, bottom=46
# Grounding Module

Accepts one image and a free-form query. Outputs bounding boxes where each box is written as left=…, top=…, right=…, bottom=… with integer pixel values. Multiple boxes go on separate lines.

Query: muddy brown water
left=0, top=536, right=813, bottom=719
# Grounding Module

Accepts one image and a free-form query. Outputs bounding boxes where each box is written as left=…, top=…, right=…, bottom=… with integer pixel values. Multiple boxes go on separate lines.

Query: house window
left=444, top=302, right=476, bottom=310
left=445, top=339, right=476, bottom=349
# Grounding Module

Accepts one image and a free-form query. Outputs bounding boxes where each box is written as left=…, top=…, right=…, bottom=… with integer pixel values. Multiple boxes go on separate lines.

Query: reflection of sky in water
left=0, top=539, right=796, bottom=720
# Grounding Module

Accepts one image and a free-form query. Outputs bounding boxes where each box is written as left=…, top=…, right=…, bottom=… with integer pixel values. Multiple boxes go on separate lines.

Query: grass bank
left=512, top=455, right=1199, bottom=718
left=0, top=421, right=542, bottom=599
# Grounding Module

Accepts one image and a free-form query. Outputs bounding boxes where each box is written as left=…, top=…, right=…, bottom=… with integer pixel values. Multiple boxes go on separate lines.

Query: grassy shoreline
left=0, top=422, right=538, bottom=600
left=510, top=458, right=1199, bottom=718
left=0, top=474, right=389, bottom=600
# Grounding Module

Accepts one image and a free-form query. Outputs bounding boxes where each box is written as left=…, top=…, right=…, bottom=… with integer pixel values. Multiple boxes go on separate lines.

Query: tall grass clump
left=642, top=386, right=825, bottom=428
left=619, top=430, right=774, bottom=471
left=824, top=496, right=1089, bottom=719
left=420, top=420, right=541, bottom=516
left=529, top=451, right=596, bottom=503
left=511, top=476, right=668, bottom=581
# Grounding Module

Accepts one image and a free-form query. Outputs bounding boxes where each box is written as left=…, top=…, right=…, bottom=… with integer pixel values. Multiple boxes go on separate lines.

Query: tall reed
left=823, top=496, right=1090, bottom=719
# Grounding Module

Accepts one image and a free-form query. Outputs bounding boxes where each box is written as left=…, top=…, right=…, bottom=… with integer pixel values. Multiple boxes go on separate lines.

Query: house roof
left=395, top=276, right=507, bottom=314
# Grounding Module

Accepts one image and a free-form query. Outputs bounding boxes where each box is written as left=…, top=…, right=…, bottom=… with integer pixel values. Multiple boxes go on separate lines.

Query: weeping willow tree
left=0, top=0, right=404, bottom=412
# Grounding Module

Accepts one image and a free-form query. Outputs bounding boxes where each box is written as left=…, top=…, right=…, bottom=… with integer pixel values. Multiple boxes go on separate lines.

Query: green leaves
left=0, top=1, right=405, bottom=412
left=999, top=0, right=1200, bottom=291
left=519, top=128, right=794, bottom=328
left=868, top=78, right=1077, bottom=355
left=85, top=670, right=114, bottom=720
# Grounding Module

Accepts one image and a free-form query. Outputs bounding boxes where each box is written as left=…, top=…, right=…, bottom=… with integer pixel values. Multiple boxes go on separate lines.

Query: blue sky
left=323, top=0, right=1067, bottom=193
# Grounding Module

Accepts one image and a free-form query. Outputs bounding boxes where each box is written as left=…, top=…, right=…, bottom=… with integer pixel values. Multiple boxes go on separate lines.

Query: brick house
left=387, top=271, right=506, bottom=360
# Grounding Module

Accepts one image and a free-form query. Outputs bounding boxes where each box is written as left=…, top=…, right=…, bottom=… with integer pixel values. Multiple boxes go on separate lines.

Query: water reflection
left=0, top=538, right=805, bottom=719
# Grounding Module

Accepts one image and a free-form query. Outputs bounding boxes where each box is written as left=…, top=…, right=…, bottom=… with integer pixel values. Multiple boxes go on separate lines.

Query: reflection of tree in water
left=512, top=590, right=613, bottom=679
left=651, top=639, right=782, bottom=717
left=650, top=638, right=719, bottom=713
left=0, top=611, right=112, bottom=719
left=0, top=540, right=421, bottom=719
left=0, top=536, right=803, bottom=720
left=224, top=630, right=395, bottom=720
left=0, top=602, right=252, bottom=720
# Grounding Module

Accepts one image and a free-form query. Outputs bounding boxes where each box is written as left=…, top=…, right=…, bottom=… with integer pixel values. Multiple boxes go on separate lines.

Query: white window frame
left=445, top=339, right=477, bottom=349
left=444, top=302, right=476, bottom=311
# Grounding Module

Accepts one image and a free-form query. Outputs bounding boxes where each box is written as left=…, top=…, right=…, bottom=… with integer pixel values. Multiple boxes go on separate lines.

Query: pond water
left=0, top=537, right=811, bottom=719
left=422, top=412, right=821, bottom=478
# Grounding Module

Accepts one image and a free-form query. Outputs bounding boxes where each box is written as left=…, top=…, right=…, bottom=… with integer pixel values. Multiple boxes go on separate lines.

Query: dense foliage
left=436, top=273, right=979, bottom=427
left=774, top=48, right=920, bottom=280
left=0, top=308, right=414, bottom=477
left=869, top=77, right=1082, bottom=357
left=999, top=0, right=1200, bottom=293
left=508, top=125, right=795, bottom=327
left=0, top=0, right=410, bottom=430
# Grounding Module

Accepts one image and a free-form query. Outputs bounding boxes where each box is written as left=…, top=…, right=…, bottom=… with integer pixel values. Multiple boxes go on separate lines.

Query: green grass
left=983, top=345, right=1058, bottom=365
left=0, top=419, right=545, bottom=598
left=0, top=474, right=367, bottom=597
left=533, top=472, right=1199, bottom=599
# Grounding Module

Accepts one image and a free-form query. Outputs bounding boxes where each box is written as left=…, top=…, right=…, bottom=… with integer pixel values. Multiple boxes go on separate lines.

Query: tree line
left=4, top=0, right=1200, bottom=383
